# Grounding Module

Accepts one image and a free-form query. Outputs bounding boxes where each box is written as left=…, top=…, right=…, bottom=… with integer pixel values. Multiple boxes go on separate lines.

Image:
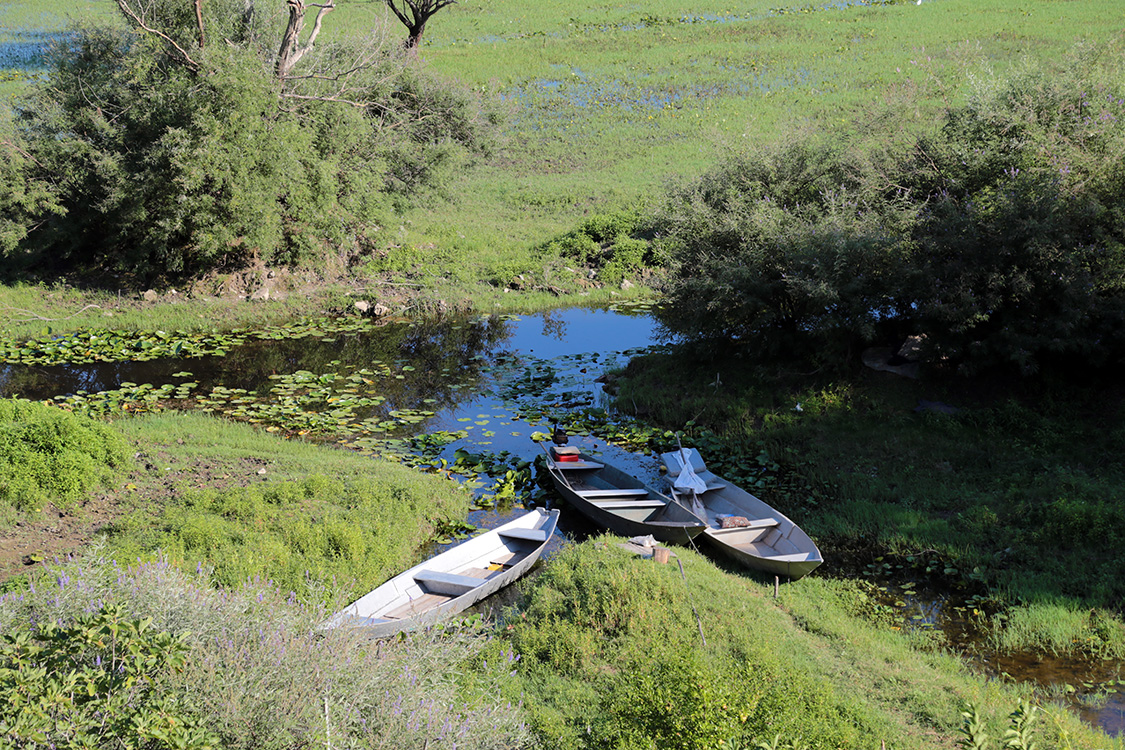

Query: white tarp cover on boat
left=672, top=455, right=708, bottom=494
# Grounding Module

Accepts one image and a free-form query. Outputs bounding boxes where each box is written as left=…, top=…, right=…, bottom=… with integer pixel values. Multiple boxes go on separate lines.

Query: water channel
left=2, top=303, right=1123, bottom=736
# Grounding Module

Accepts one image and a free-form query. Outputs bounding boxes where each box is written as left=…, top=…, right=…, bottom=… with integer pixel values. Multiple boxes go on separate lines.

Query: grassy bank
left=6, top=529, right=1117, bottom=749
left=1, top=409, right=472, bottom=597
left=0, top=279, right=641, bottom=342
left=502, top=538, right=1115, bottom=749
left=612, top=350, right=1125, bottom=656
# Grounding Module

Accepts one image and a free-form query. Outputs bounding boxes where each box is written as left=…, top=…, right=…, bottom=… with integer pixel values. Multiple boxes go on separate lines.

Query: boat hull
left=662, top=450, right=822, bottom=580
left=545, top=451, right=706, bottom=544
left=324, top=508, right=559, bottom=637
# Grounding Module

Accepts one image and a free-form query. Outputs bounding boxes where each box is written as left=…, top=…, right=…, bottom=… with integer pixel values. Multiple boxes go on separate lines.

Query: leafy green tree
left=0, top=113, right=62, bottom=270
left=655, top=140, right=916, bottom=361
left=902, top=54, right=1125, bottom=373
left=2, top=0, right=500, bottom=282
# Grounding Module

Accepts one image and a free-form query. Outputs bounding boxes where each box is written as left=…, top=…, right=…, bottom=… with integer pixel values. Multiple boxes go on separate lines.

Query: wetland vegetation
left=3, top=0, right=1125, bottom=747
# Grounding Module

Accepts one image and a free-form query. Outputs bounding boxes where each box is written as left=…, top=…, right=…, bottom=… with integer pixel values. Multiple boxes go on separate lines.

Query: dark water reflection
left=2, top=304, right=1122, bottom=735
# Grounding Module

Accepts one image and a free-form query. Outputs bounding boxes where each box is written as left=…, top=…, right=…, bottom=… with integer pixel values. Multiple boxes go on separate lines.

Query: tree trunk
left=406, top=21, right=426, bottom=50
left=276, top=1, right=305, bottom=78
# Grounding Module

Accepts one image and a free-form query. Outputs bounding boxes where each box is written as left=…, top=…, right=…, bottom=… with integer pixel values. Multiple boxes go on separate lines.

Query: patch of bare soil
left=0, top=448, right=278, bottom=585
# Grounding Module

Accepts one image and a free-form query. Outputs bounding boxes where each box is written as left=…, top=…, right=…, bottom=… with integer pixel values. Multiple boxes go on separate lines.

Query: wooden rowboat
left=544, top=446, right=707, bottom=544
left=323, top=508, right=559, bottom=637
left=662, top=448, right=823, bottom=580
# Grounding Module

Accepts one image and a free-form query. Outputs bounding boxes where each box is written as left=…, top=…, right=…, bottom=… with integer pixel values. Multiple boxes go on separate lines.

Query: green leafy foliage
left=0, top=110, right=62, bottom=263
left=957, top=701, right=1040, bottom=750
left=656, top=137, right=914, bottom=361
left=902, top=54, right=1125, bottom=374
left=656, top=47, right=1125, bottom=376
left=0, top=604, right=218, bottom=750
left=3, top=0, right=501, bottom=282
left=596, top=645, right=741, bottom=750
left=540, top=207, right=658, bottom=286
left=0, top=398, right=130, bottom=512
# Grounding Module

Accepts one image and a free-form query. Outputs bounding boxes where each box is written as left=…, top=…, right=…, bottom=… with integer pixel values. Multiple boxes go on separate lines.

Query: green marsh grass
left=613, top=349, right=1125, bottom=654
left=504, top=537, right=1115, bottom=749
left=97, top=412, right=472, bottom=601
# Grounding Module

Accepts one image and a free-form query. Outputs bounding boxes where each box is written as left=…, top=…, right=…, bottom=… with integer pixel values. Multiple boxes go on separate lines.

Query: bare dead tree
left=276, top=0, right=336, bottom=79
left=383, top=0, right=456, bottom=51
left=278, top=27, right=405, bottom=110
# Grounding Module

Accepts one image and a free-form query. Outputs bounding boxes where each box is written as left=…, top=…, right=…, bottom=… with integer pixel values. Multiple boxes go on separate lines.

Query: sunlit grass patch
left=991, top=602, right=1125, bottom=660
left=101, top=412, right=471, bottom=600
left=503, top=537, right=1111, bottom=749
left=0, top=398, right=130, bottom=515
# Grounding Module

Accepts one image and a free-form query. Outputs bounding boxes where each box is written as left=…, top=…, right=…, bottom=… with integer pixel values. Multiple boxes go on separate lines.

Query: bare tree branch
left=280, top=92, right=372, bottom=108
left=194, top=0, right=205, bottom=48
left=115, top=0, right=201, bottom=70
left=276, top=0, right=336, bottom=79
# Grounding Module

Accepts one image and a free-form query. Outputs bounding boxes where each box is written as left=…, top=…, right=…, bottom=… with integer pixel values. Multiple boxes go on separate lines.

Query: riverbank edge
left=0, top=275, right=654, bottom=342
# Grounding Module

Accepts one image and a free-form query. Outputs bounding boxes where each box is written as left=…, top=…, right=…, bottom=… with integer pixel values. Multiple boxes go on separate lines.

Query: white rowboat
left=323, top=508, right=559, bottom=637
left=662, top=449, right=823, bottom=579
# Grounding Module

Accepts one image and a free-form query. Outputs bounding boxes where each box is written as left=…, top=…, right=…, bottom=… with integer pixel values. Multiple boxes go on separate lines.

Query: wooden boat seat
left=414, top=569, right=484, bottom=596
left=552, top=460, right=605, bottom=470
left=575, top=488, right=649, bottom=499
left=499, top=527, right=550, bottom=542
left=490, top=551, right=522, bottom=566
left=593, top=500, right=666, bottom=510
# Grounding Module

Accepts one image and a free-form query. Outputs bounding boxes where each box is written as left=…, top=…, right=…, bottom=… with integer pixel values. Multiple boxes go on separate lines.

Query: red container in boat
left=553, top=446, right=580, bottom=462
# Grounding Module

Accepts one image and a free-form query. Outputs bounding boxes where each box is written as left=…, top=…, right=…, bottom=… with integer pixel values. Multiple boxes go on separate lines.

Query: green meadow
left=388, top=0, right=1125, bottom=265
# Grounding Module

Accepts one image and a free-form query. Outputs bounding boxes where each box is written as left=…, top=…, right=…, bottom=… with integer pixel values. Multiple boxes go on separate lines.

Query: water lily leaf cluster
left=0, top=317, right=387, bottom=366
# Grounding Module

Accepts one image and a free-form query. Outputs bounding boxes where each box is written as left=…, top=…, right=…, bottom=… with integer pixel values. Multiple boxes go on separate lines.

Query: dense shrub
left=540, top=207, right=658, bottom=286
left=902, top=53, right=1125, bottom=373
left=2, top=0, right=501, bottom=282
left=0, top=398, right=130, bottom=512
left=656, top=45, right=1125, bottom=375
left=656, top=140, right=915, bottom=360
